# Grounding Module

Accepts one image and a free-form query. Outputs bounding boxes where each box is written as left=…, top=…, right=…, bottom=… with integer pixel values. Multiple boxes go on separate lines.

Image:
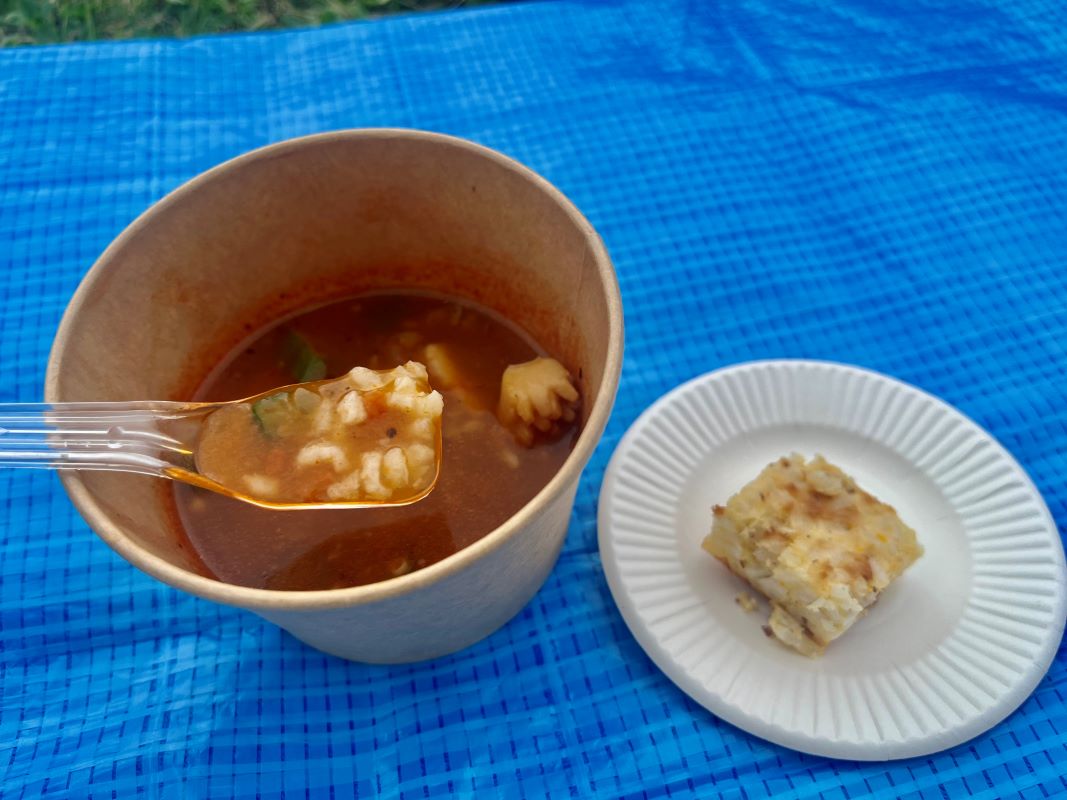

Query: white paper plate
left=598, top=360, right=1067, bottom=760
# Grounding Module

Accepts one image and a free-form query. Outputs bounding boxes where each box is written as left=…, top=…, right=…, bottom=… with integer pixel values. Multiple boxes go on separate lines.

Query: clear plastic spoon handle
left=0, top=383, right=442, bottom=510
left=0, top=402, right=212, bottom=477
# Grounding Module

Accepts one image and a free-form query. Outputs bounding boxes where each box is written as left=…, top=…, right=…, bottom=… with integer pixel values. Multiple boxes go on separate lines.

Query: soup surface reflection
left=174, top=292, right=579, bottom=590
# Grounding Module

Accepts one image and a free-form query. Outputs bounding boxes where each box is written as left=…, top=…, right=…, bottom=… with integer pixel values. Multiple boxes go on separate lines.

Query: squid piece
left=497, top=357, right=580, bottom=446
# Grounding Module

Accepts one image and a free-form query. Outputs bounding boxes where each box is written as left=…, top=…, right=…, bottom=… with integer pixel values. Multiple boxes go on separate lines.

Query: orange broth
left=174, top=292, right=578, bottom=590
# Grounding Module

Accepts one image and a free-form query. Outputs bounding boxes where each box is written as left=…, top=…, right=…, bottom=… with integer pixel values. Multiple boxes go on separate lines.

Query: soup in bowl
left=46, top=130, right=623, bottom=663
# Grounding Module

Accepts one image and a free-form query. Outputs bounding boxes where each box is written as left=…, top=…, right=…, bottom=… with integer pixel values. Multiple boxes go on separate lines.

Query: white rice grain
left=292, top=387, right=321, bottom=413
left=360, top=451, right=390, bottom=499
left=382, top=447, right=410, bottom=489
left=326, top=471, right=362, bottom=501
left=408, top=417, right=435, bottom=442
left=405, top=443, right=435, bottom=484
left=312, top=400, right=335, bottom=434
left=337, top=391, right=368, bottom=425
left=243, top=473, right=280, bottom=498
left=296, top=442, right=349, bottom=472
left=348, top=367, right=384, bottom=391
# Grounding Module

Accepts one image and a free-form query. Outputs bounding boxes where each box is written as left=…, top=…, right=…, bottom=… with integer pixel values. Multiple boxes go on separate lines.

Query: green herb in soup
left=281, top=330, right=328, bottom=383
left=173, top=292, right=581, bottom=590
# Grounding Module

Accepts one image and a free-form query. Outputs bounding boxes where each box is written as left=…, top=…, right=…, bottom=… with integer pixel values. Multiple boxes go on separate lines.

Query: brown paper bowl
left=45, top=130, right=623, bottom=663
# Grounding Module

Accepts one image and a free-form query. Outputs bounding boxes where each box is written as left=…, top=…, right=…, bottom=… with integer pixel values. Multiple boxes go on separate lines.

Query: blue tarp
left=1, top=1, right=1065, bottom=797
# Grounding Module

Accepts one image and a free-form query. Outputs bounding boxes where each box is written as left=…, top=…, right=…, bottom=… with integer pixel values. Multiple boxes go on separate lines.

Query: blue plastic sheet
left=2, top=1, right=1066, bottom=797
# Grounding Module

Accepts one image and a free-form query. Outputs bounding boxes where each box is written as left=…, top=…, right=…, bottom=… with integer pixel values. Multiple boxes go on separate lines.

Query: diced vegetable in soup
left=173, top=292, right=581, bottom=590
left=194, top=362, right=443, bottom=505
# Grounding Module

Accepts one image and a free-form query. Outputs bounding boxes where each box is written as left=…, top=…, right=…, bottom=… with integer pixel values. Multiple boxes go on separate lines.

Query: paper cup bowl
left=45, top=130, right=623, bottom=663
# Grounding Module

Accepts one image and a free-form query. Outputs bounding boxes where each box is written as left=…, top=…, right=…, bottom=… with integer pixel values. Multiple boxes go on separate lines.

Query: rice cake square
left=702, top=453, right=922, bottom=656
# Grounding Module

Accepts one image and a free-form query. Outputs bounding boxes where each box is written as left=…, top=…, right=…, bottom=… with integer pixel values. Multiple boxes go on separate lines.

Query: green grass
left=0, top=0, right=507, bottom=46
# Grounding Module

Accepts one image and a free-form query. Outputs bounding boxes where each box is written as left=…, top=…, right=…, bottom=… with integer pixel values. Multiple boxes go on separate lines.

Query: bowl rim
left=44, top=128, right=624, bottom=612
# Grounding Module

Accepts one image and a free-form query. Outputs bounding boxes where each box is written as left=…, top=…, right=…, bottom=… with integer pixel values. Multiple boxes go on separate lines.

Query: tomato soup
left=174, top=292, right=579, bottom=590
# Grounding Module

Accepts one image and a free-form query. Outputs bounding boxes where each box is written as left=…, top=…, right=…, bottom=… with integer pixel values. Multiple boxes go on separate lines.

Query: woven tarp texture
left=1, top=1, right=1066, bottom=797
